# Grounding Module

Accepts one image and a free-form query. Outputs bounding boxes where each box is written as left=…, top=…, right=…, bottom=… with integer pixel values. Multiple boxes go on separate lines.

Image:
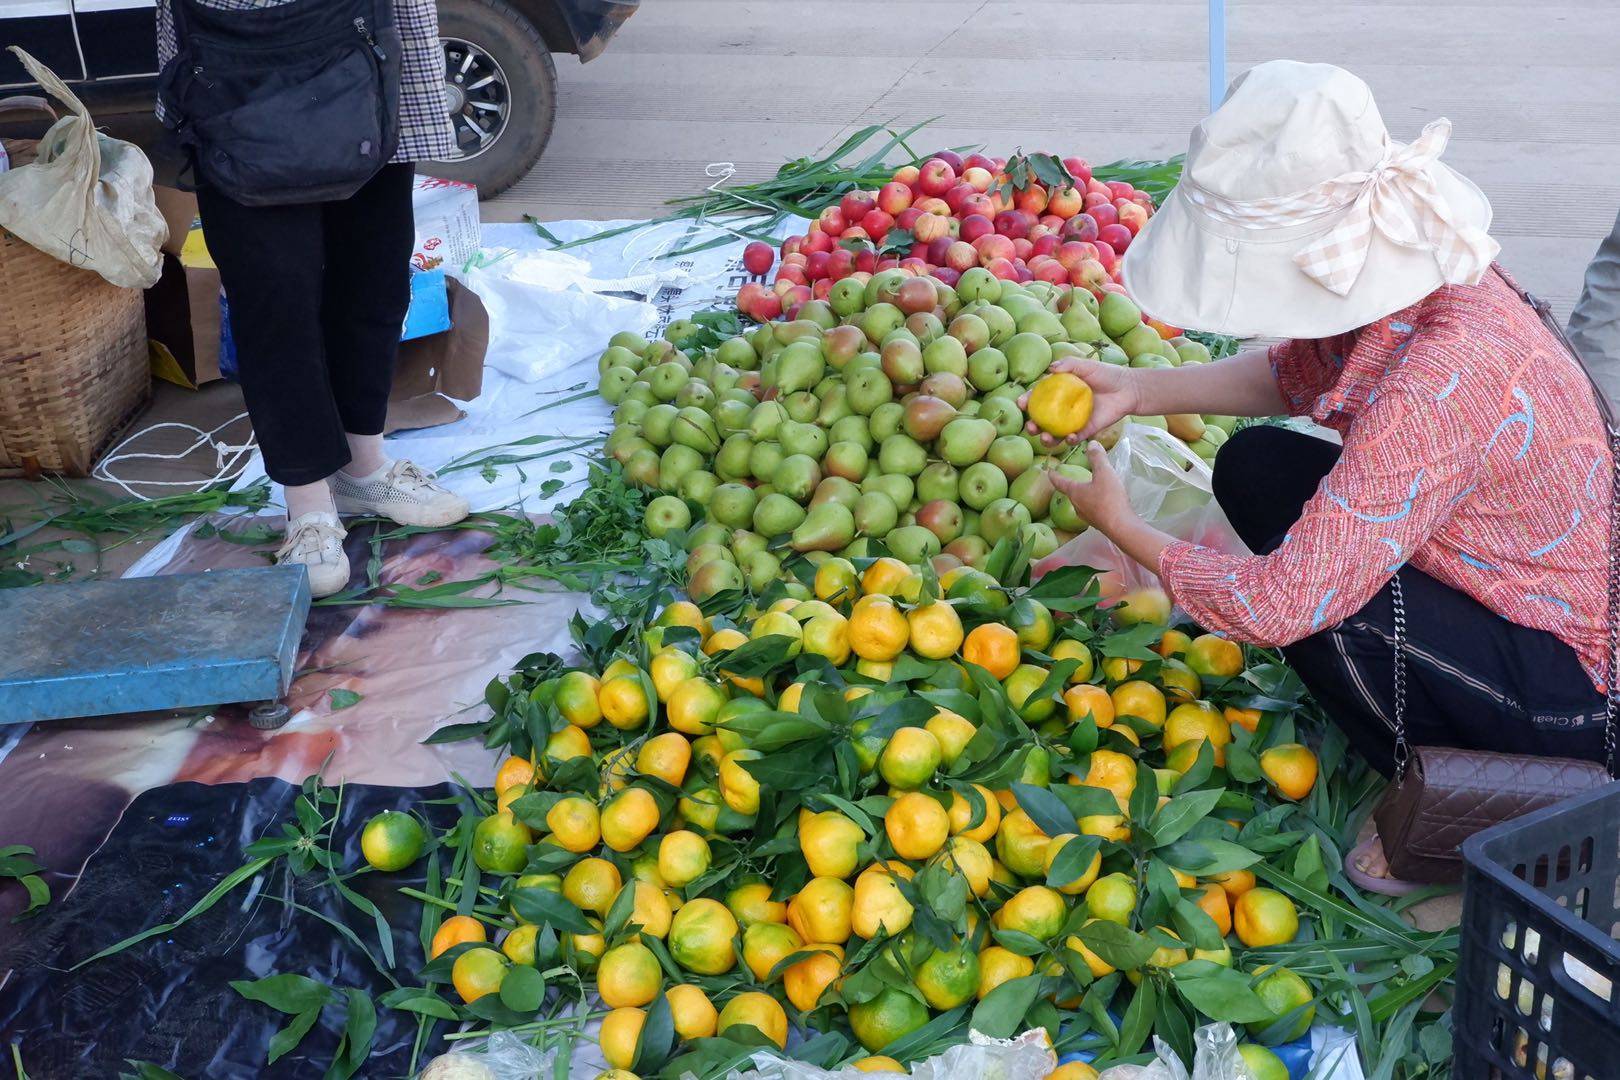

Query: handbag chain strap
left=1391, top=282, right=1619, bottom=781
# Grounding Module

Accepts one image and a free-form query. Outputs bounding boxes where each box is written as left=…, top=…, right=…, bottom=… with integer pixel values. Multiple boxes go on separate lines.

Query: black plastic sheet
left=2, top=778, right=466, bottom=1079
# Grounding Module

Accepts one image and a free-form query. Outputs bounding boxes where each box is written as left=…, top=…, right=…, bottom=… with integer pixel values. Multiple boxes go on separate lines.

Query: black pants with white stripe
left=1212, top=426, right=1608, bottom=776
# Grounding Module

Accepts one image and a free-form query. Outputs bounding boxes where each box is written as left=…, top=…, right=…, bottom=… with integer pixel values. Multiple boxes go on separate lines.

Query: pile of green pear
left=596, top=267, right=1238, bottom=600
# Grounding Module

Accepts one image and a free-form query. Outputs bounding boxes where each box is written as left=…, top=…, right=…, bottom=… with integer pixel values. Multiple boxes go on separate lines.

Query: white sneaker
left=330, top=459, right=470, bottom=528
left=276, top=512, right=350, bottom=599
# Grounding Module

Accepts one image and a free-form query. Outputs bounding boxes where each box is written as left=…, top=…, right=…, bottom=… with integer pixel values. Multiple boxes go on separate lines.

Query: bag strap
left=1391, top=278, right=1620, bottom=780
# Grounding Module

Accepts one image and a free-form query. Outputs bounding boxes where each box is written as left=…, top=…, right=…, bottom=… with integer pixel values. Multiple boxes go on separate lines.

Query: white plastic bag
left=1033, top=422, right=1249, bottom=603
left=720, top=1028, right=1055, bottom=1080
left=0, top=47, right=165, bottom=288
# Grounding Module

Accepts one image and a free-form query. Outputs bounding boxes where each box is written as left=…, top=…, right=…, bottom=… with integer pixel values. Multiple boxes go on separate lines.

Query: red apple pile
left=736, top=150, right=1156, bottom=323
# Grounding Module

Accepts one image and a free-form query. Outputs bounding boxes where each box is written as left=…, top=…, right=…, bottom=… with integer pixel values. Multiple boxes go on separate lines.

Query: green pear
left=1022, top=521, right=1059, bottom=560
left=775, top=454, right=822, bottom=502
left=829, top=414, right=874, bottom=451
left=730, top=530, right=767, bottom=561
left=997, top=293, right=1043, bottom=324
left=845, top=367, right=895, bottom=415
left=688, top=558, right=745, bottom=602
left=1004, top=332, right=1054, bottom=384
left=915, top=500, right=964, bottom=544
left=861, top=473, right=914, bottom=514
left=1098, top=292, right=1142, bottom=339
left=1066, top=288, right=1099, bottom=317
left=774, top=320, right=824, bottom=345
left=1060, top=304, right=1104, bottom=343
left=770, top=341, right=826, bottom=395
left=886, top=524, right=942, bottom=564
left=625, top=447, right=662, bottom=489
left=817, top=383, right=854, bottom=428
left=812, top=476, right=862, bottom=509
left=716, top=336, right=758, bottom=371
left=678, top=470, right=718, bottom=504
left=967, top=346, right=1009, bottom=392
left=783, top=391, right=820, bottom=423
left=824, top=441, right=870, bottom=483
left=979, top=396, right=1026, bottom=437
left=916, top=462, right=961, bottom=504
left=869, top=401, right=905, bottom=441
left=937, top=417, right=997, bottom=467
left=599, top=366, right=638, bottom=403
left=860, top=302, right=906, bottom=346
left=659, top=444, right=704, bottom=492
left=744, top=550, right=782, bottom=591
left=609, top=435, right=652, bottom=467
left=864, top=270, right=907, bottom=309
left=829, top=277, right=867, bottom=317
left=796, top=301, right=838, bottom=330
left=715, top=434, right=755, bottom=480
left=943, top=534, right=990, bottom=569
left=749, top=440, right=785, bottom=483
left=599, top=344, right=643, bottom=376
left=907, top=312, right=946, bottom=347
left=749, top=400, right=787, bottom=440
left=676, top=379, right=716, bottom=411
left=710, top=482, right=758, bottom=529
left=791, top=502, right=856, bottom=552
left=947, top=313, right=990, bottom=354
left=878, top=434, right=928, bottom=477
left=853, top=491, right=900, bottom=536
left=642, top=338, right=682, bottom=366
left=622, top=381, right=658, bottom=408
left=956, top=267, right=1001, bottom=304
left=979, top=498, right=1032, bottom=545
left=1175, top=337, right=1213, bottom=365
left=753, top=492, right=808, bottom=537
left=778, top=420, right=828, bottom=460
left=959, top=461, right=1009, bottom=510
left=1049, top=491, right=1087, bottom=533
left=671, top=406, right=720, bottom=454
left=643, top=494, right=691, bottom=539
left=1009, top=466, right=1055, bottom=518
left=713, top=398, right=753, bottom=436
left=922, top=335, right=969, bottom=377
left=1203, top=414, right=1238, bottom=436
left=649, top=360, right=689, bottom=401
left=980, top=303, right=1017, bottom=347
left=987, top=435, right=1035, bottom=479
left=1016, top=310, right=1065, bottom=343
left=641, top=402, right=678, bottom=447
left=1096, top=342, right=1130, bottom=366
left=880, top=339, right=925, bottom=385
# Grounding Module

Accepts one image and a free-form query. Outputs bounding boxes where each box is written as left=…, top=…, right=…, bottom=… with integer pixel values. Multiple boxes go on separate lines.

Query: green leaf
left=508, top=885, right=593, bottom=934
left=1117, top=976, right=1156, bottom=1055
left=604, top=876, right=638, bottom=940
left=378, top=990, right=459, bottom=1021
left=12, top=874, right=49, bottom=921
left=1011, top=782, right=1076, bottom=839
left=120, top=1063, right=187, bottom=1080
left=1045, top=834, right=1103, bottom=891
left=1158, top=838, right=1260, bottom=875
left=268, top=1007, right=323, bottom=1066
left=1147, top=787, right=1224, bottom=848
left=327, top=989, right=376, bottom=1080
left=635, top=991, right=677, bottom=1072
left=1049, top=782, right=1124, bottom=820
left=1076, top=921, right=1155, bottom=972
left=1225, top=744, right=1261, bottom=783
left=499, top=964, right=546, bottom=1014
left=970, top=974, right=1043, bottom=1038
left=1127, top=760, right=1159, bottom=826
left=231, top=973, right=333, bottom=1015
left=74, top=855, right=275, bottom=969
left=328, top=689, right=362, bottom=711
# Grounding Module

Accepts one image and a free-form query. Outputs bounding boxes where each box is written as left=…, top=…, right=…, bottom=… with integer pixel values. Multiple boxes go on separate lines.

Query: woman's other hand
left=1048, top=442, right=1132, bottom=532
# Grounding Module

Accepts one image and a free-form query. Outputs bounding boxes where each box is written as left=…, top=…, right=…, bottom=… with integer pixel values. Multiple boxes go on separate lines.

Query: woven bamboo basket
left=0, top=139, right=152, bottom=478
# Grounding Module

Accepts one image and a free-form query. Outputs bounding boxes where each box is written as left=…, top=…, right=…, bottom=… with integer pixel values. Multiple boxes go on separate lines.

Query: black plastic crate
left=1455, top=782, right=1620, bottom=1079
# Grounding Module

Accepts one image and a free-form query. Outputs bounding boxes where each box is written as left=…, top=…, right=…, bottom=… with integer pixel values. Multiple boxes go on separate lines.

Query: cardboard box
left=143, top=186, right=486, bottom=432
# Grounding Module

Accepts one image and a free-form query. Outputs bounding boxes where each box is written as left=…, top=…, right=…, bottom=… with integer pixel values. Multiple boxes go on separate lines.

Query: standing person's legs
left=193, top=191, right=349, bottom=492
left=1568, top=206, right=1620, bottom=407
left=318, top=162, right=417, bottom=477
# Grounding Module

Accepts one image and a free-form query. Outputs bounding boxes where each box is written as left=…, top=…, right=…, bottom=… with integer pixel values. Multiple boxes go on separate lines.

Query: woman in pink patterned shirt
left=1040, top=62, right=1613, bottom=888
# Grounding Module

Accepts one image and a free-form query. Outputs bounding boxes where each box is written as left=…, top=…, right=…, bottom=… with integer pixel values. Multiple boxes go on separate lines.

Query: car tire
left=425, top=0, right=557, bottom=199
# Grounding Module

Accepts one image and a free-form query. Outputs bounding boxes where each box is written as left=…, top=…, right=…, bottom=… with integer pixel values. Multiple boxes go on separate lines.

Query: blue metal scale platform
left=0, top=567, right=310, bottom=723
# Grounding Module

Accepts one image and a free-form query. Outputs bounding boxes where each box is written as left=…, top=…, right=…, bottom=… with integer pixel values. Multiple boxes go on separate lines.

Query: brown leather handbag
left=1371, top=284, right=1619, bottom=885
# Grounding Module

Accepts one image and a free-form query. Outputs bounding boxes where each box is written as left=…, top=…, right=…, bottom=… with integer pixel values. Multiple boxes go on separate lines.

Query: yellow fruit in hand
left=852, top=864, right=915, bottom=939
left=599, top=1006, right=645, bottom=1070
left=1233, top=887, right=1300, bottom=947
left=885, top=791, right=950, bottom=860
left=849, top=599, right=911, bottom=661
left=1027, top=372, right=1095, bottom=438
left=598, top=941, right=663, bottom=1008
left=451, top=946, right=508, bottom=1003
left=788, top=877, right=855, bottom=944
left=801, top=809, right=864, bottom=878
left=907, top=600, right=965, bottom=659
left=430, top=914, right=486, bottom=959
left=1259, top=742, right=1319, bottom=800
left=717, top=991, right=788, bottom=1049
left=669, top=897, right=739, bottom=974
left=879, top=726, right=943, bottom=789
left=667, top=983, right=718, bottom=1041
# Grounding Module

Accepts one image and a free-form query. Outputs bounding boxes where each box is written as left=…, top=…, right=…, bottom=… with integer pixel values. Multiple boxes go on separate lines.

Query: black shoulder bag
left=157, top=0, right=402, bottom=206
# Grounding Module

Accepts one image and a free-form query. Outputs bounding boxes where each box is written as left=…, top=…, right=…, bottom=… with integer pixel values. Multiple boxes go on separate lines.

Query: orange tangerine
left=430, top=914, right=487, bottom=959
left=1110, top=680, right=1166, bottom=728
left=555, top=669, right=604, bottom=728
left=1063, top=683, right=1115, bottom=727
left=636, top=731, right=693, bottom=787
left=962, top=623, right=1021, bottom=679
left=948, top=784, right=1002, bottom=843
left=885, top=791, right=950, bottom=860
left=907, top=600, right=965, bottom=659
left=1259, top=743, right=1319, bottom=801
left=849, top=599, right=910, bottom=661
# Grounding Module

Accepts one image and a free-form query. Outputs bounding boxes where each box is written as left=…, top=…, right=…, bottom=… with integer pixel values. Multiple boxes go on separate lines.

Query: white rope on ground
left=91, top=411, right=258, bottom=499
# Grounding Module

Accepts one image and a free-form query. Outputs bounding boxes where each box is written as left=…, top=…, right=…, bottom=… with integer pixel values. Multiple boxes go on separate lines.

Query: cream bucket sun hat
left=1121, top=60, right=1499, bottom=339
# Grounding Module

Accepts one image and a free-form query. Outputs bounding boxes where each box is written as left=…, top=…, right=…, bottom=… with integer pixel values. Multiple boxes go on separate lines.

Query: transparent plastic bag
left=718, top=1028, right=1055, bottom=1080
left=1032, top=422, right=1249, bottom=605
left=414, top=1031, right=553, bottom=1080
